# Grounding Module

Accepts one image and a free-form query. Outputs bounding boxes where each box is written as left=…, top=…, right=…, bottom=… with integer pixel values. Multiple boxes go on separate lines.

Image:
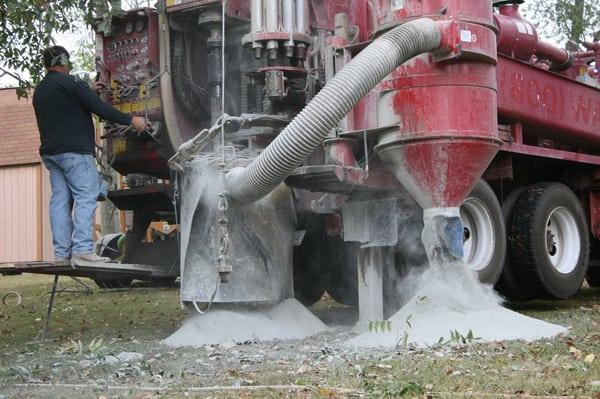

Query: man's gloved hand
left=90, top=81, right=107, bottom=93
left=131, top=116, right=150, bottom=132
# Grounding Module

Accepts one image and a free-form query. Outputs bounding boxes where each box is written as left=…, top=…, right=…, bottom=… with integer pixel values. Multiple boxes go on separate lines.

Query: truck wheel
left=461, top=180, right=506, bottom=285
left=95, top=234, right=123, bottom=260
left=327, top=241, right=359, bottom=307
left=509, top=183, right=589, bottom=299
left=586, top=261, right=600, bottom=287
left=495, top=187, right=528, bottom=300
left=293, top=217, right=331, bottom=306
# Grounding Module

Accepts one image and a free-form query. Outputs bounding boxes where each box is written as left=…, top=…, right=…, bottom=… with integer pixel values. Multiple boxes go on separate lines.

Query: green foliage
left=71, top=35, right=96, bottom=74
left=368, top=320, right=392, bottom=333
left=523, top=0, right=600, bottom=45
left=0, top=0, right=121, bottom=98
left=448, top=329, right=480, bottom=345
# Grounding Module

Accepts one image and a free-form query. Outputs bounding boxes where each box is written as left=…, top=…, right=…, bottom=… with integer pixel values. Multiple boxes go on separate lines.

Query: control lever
left=168, top=114, right=244, bottom=172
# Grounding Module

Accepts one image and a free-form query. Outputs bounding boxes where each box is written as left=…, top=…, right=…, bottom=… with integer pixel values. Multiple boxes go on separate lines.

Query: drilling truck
left=92, top=0, right=600, bottom=322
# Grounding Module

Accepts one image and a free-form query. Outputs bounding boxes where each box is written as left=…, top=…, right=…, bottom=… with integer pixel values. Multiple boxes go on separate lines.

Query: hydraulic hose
left=226, top=18, right=442, bottom=203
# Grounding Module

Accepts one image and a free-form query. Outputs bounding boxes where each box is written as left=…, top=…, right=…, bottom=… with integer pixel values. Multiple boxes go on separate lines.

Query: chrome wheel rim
left=545, top=207, right=580, bottom=274
left=461, top=197, right=495, bottom=272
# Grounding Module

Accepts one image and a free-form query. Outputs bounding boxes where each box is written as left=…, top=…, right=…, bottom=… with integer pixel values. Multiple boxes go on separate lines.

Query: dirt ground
left=0, top=274, right=599, bottom=398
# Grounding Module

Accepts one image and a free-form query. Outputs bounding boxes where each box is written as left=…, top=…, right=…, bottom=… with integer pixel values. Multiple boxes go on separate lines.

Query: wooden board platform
left=0, top=260, right=174, bottom=279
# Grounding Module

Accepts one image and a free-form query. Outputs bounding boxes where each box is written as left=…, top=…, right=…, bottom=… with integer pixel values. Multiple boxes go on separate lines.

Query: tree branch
left=0, top=65, right=30, bottom=87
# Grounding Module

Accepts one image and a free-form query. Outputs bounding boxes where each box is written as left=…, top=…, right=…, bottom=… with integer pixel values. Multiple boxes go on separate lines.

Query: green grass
left=0, top=274, right=599, bottom=398
left=0, top=274, right=185, bottom=346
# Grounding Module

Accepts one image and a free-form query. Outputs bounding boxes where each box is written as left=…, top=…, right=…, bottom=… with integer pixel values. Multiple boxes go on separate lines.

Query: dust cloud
left=347, top=207, right=567, bottom=348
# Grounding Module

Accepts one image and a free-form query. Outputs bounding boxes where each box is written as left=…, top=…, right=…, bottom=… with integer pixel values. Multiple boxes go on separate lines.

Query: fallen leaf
left=569, top=346, right=583, bottom=359
left=296, top=364, right=311, bottom=374
left=585, top=354, right=596, bottom=364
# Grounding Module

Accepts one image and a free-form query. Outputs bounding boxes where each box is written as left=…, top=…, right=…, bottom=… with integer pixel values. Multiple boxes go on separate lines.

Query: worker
left=33, top=46, right=147, bottom=264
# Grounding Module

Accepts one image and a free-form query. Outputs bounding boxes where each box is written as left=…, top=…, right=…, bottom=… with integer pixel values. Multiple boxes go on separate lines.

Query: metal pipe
left=226, top=18, right=442, bottom=203
left=282, top=0, right=295, bottom=33
left=265, top=0, right=279, bottom=32
left=495, top=4, right=571, bottom=70
left=265, top=0, right=280, bottom=59
left=535, top=40, right=571, bottom=70
left=251, top=0, right=264, bottom=33
left=282, top=0, right=295, bottom=55
left=295, top=0, right=309, bottom=34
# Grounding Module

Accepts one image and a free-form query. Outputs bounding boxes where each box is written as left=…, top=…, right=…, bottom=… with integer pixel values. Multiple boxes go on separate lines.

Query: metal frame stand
left=40, top=275, right=93, bottom=340
left=41, top=275, right=60, bottom=340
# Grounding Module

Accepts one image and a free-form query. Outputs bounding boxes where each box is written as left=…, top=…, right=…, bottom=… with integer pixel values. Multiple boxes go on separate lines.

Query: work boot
left=71, top=253, right=111, bottom=265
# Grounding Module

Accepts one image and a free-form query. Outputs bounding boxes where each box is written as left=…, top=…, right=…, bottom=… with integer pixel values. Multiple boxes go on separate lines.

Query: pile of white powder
left=162, top=298, right=327, bottom=347
left=347, top=264, right=568, bottom=348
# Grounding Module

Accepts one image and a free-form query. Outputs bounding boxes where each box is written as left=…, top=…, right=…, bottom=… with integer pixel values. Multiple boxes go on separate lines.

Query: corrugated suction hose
left=226, top=18, right=442, bottom=203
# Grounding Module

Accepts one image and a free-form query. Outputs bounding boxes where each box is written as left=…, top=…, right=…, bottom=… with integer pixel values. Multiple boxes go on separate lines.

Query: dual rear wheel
left=298, top=181, right=591, bottom=307
left=499, top=183, right=589, bottom=299
left=440, top=181, right=589, bottom=300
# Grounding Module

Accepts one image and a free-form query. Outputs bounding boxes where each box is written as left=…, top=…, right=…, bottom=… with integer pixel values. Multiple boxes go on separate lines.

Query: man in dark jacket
left=33, top=46, right=147, bottom=264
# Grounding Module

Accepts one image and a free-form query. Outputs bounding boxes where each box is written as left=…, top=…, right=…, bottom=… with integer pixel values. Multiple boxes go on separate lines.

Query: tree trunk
left=570, top=0, right=585, bottom=43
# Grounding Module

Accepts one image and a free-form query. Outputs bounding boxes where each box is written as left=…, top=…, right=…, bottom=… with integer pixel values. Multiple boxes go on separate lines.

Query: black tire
left=586, top=261, right=600, bottom=287
left=328, top=245, right=418, bottom=317
left=509, top=183, right=589, bottom=299
left=93, top=277, right=133, bottom=289
left=96, top=234, right=123, bottom=260
left=461, top=180, right=507, bottom=285
left=327, top=241, right=359, bottom=307
left=495, top=187, right=528, bottom=300
left=293, top=217, right=332, bottom=306
left=384, top=195, right=427, bottom=318
left=586, top=239, right=600, bottom=287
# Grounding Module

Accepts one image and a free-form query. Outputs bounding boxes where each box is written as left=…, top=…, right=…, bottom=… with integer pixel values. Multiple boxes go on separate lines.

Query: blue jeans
left=42, top=153, right=99, bottom=259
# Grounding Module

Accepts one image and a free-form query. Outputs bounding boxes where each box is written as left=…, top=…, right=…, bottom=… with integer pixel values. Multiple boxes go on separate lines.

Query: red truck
left=90, top=0, right=599, bottom=313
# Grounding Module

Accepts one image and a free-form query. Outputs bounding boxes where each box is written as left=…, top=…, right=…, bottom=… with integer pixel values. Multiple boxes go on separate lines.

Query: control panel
left=95, top=9, right=168, bottom=179
left=98, top=9, right=161, bottom=119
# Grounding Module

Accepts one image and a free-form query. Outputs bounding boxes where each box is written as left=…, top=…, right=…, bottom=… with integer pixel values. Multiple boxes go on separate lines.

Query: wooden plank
left=0, top=262, right=20, bottom=275
left=9, top=260, right=171, bottom=277
left=1, top=260, right=174, bottom=279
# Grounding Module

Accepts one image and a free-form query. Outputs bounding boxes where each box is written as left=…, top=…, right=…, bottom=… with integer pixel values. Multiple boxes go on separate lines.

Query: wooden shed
left=0, top=88, right=53, bottom=262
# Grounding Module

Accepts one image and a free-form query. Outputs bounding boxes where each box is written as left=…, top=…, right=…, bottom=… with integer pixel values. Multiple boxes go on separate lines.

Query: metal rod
left=221, top=0, right=227, bottom=165
left=41, top=274, right=60, bottom=340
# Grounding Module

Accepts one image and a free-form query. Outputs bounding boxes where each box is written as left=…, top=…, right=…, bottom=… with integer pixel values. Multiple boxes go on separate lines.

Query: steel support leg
left=41, top=274, right=60, bottom=340
left=354, top=246, right=386, bottom=332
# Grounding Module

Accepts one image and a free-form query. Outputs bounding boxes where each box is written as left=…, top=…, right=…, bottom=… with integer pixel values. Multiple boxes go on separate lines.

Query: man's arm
left=72, top=79, right=133, bottom=126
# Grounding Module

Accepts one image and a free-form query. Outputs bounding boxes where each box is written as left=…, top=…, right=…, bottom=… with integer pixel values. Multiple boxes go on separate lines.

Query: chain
left=216, top=191, right=232, bottom=283
left=190, top=190, right=230, bottom=315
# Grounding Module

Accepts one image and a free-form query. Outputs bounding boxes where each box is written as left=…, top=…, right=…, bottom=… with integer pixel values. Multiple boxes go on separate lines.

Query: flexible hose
left=226, top=18, right=442, bottom=203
